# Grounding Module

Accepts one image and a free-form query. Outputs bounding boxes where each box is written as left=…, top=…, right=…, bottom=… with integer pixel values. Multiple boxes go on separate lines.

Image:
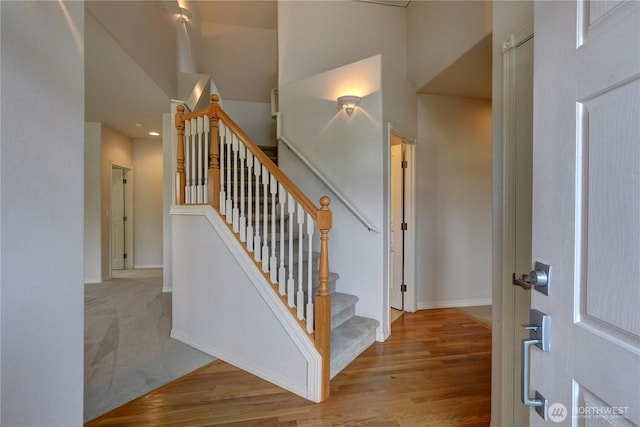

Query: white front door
left=529, top=1, right=639, bottom=425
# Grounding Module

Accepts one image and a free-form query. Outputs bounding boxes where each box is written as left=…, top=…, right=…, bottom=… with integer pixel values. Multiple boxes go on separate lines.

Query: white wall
left=101, top=125, right=134, bottom=278
left=201, top=22, right=276, bottom=102
left=416, top=95, right=492, bottom=308
left=406, top=0, right=492, bottom=90
left=133, top=139, right=164, bottom=268
left=278, top=55, right=389, bottom=339
left=1, top=2, right=84, bottom=424
left=86, top=1, right=178, bottom=98
left=85, top=123, right=102, bottom=283
left=222, top=100, right=276, bottom=147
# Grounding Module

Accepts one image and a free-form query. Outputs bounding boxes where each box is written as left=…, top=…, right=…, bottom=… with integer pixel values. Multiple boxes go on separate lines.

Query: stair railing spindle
left=203, top=115, right=210, bottom=204
left=278, top=183, right=286, bottom=294
left=225, top=125, right=233, bottom=222
left=296, top=204, right=305, bottom=320
left=246, top=152, right=254, bottom=252
left=269, top=174, right=278, bottom=283
left=306, top=212, right=314, bottom=333
left=261, top=165, right=269, bottom=272
left=184, top=119, right=192, bottom=204
left=287, top=194, right=295, bottom=308
left=218, top=123, right=226, bottom=214
left=231, top=134, right=239, bottom=232
left=190, top=118, right=197, bottom=203
left=239, top=143, right=247, bottom=242
left=254, top=159, right=262, bottom=262
left=196, top=116, right=204, bottom=203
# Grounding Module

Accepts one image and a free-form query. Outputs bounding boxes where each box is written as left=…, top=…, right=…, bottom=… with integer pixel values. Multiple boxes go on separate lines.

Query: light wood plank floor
left=86, top=308, right=491, bottom=426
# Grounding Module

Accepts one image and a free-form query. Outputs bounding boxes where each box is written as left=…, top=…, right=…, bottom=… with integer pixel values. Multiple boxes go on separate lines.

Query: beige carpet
left=84, top=269, right=215, bottom=422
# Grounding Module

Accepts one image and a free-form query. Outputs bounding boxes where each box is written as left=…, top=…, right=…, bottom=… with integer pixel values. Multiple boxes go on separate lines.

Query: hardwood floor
left=85, top=308, right=491, bottom=426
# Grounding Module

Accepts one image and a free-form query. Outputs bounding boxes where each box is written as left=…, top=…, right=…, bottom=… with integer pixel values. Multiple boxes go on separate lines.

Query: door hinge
left=123, top=216, right=127, bottom=222
left=123, top=253, right=128, bottom=259
left=123, top=178, right=127, bottom=184
left=400, top=284, right=407, bottom=292
left=401, top=160, right=408, bottom=169
left=401, top=222, right=408, bottom=231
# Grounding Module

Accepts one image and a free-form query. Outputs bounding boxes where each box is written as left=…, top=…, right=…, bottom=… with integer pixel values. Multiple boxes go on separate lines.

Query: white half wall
left=171, top=207, right=321, bottom=401
left=416, top=94, right=492, bottom=309
left=133, top=139, right=163, bottom=268
left=1, top=1, right=84, bottom=424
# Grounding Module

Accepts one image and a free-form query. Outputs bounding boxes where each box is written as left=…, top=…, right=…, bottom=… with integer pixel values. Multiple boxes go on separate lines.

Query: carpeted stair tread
left=330, top=292, right=358, bottom=329
left=330, top=315, right=379, bottom=379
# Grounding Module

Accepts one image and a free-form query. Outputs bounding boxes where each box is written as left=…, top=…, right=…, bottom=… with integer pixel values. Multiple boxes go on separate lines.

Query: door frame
left=110, top=162, right=134, bottom=273
left=387, top=123, right=417, bottom=314
left=495, top=22, right=534, bottom=427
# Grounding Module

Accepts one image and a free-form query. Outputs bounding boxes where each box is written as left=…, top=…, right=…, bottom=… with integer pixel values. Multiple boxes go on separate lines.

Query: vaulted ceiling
left=84, top=0, right=491, bottom=140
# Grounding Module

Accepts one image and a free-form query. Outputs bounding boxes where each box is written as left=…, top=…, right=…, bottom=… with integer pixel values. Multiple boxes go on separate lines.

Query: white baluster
left=219, top=123, right=226, bottom=214
left=196, top=116, right=204, bottom=203
left=306, top=212, right=314, bottom=332
left=184, top=120, right=191, bottom=204
left=287, top=194, right=295, bottom=307
left=269, top=174, right=278, bottom=283
left=238, top=143, right=246, bottom=242
left=190, top=118, right=197, bottom=203
left=296, top=204, right=305, bottom=320
left=278, top=184, right=286, bottom=295
left=225, top=125, right=233, bottom=223
left=232, top=134, right=239, bottom=232
left=246, top=152, right=254, bottom=253
left=203, top=115, right=209, bottom=204
left=253, top=159, right=262, bottom=262
left=261, top=165, right=269, bottom=272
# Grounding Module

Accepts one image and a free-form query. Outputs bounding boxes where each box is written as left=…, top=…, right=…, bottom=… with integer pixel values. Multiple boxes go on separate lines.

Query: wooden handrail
left=175, top=94, right=333, bottom=401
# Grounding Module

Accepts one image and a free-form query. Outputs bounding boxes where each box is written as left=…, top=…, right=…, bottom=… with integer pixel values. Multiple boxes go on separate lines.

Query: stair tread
left=331, top=292, right=358, bottom=316
left=330, top=315, right=379, bottom=379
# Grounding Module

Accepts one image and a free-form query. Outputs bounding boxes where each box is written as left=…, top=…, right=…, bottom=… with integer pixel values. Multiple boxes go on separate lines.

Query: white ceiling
left=84, top=0, right=491, bottom=140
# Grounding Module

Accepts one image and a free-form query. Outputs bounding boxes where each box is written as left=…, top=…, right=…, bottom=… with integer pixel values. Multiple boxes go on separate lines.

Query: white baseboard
left=417, top=298, right=492, bottom=310
left=84, top=277, right=102, bottom=284
left=133, top=264, right=163, bottom=269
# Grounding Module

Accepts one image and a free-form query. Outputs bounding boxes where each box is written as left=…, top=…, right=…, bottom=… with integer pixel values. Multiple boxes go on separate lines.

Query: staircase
left=171, top=95, right=378, bottom=402
left=255, top=145, right=379, bottom=379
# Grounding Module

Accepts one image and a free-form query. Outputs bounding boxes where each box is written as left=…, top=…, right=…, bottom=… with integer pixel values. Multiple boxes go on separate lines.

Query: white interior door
left=390, top=142, right=404, bottom=310
left=530, top=1, right=639, bottom=425
left=111, top=167, right=125, bottom=270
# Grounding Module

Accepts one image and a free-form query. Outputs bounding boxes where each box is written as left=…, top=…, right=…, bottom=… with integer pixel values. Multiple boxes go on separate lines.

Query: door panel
left=531, top=1, right=639, bottom=425
left=390, top=143, right=404, bottom=310
left=111, top=167, right=125, bottom=270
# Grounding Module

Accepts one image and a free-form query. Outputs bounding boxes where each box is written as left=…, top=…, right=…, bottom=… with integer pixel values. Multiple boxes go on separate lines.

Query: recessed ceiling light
left=135, top=123, right=143, bottom=128
left=149, top=131, right=160, bottom=136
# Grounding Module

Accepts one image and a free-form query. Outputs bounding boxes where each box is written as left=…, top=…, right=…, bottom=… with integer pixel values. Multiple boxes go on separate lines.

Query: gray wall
left=1, top=1, right=84, bottom=424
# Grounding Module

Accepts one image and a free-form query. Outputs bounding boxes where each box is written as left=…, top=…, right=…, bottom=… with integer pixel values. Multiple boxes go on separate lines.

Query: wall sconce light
left=337, top=95, right=361, bottom=116
left=179, top=7, right=192, bottom=23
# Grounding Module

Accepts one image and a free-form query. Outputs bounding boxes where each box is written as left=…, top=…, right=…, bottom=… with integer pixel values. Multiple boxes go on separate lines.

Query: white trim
left=170, top=205, right=322, bottom=402
left=418, top=298, right=492, bottom=310
left=497, top=23, right=534, bottom=427
left=133, top=263, right=163, bottom=269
